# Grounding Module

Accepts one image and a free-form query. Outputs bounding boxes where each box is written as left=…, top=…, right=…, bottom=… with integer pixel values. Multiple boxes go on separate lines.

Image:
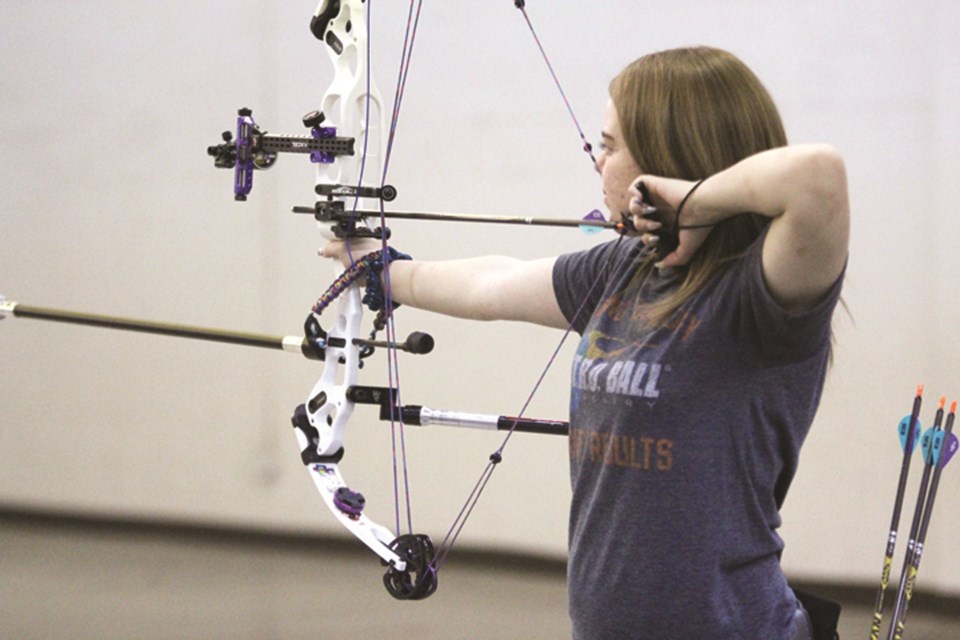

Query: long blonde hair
left=609, top=47, right=787, bottom=323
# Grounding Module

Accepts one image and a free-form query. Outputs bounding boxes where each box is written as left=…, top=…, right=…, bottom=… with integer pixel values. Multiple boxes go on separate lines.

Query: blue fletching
left=921, top=427, right=941, bottom=464
left=579, top=209, right=607, bottom=235
left=898, top=415, right=921, bottom=454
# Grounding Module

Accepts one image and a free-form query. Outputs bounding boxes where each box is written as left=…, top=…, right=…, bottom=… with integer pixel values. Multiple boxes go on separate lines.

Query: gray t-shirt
left=553, top=232, right=843, bottom=640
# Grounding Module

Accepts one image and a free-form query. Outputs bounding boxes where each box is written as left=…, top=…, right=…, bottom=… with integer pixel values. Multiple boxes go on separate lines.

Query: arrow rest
left=313, top=190, right=397, bottom=239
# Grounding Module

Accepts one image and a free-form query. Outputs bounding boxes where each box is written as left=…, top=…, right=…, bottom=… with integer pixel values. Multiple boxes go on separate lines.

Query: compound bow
left=209, top=0, right=442, bottom=599
left=3, top=0, right=617, bottom=601
left=205, top=0, right=631, bottom=600
left=204, top=0, right=622, bottom=600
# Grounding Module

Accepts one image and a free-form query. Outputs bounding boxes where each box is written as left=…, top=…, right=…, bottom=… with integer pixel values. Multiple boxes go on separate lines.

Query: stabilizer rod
left=1, top=298, right=317, bottom=359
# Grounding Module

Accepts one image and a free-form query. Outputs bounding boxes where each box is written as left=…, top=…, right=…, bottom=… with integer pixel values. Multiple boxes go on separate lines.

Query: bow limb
left=304, top=461, right=404, bottom=565
left=290, top=267, right=415, bottom=576
left=314, top=0, right=385, bottom=219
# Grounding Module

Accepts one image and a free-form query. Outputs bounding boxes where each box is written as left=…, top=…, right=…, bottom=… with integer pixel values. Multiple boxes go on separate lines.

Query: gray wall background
left=2, top=1, right=958, bottom=595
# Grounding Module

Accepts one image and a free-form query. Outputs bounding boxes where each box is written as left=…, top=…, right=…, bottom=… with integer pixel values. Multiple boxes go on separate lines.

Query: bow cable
left=426, top=1, right=622, bottom=573
left=514, top=0, right=597, bottom=168
left=370, top=0, right=427, bottom=540
left=431, top=233, right=625, bottom=570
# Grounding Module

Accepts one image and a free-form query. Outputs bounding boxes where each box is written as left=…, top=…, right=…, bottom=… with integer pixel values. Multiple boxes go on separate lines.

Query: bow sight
left=206, top=107, right=397, bottom=230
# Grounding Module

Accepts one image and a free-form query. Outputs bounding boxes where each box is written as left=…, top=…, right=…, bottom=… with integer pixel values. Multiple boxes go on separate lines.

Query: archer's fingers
left=319, top=240, right=345, bottom=260
left=631, top=208, right=662, bottom=235
left=629, top=178, right=670, bottom=233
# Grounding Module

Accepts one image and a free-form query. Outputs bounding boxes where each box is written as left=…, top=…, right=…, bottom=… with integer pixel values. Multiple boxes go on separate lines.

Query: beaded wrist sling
left=311, top=247, right=412, bottom=332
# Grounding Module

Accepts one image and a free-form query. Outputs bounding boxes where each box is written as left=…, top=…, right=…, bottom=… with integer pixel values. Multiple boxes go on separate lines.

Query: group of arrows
left=869, top=385, right=959, bottom=639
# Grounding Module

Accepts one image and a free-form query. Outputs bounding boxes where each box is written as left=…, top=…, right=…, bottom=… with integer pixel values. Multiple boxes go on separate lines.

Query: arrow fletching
left=579, top=209, right=608, bottom=235
left=921, top=427, right=941, bottom=464
left=898, top=415, right=922, bottom=454
left=938, top=432, right=959, bottom=468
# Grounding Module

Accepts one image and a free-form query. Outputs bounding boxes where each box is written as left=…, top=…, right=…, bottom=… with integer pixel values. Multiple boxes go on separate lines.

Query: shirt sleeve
left=552, top=238, right=644, bottom=335
left=735, top=229, right=846, bottom=363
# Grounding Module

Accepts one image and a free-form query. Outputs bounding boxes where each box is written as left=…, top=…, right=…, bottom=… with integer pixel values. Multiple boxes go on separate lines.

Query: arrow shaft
left=870, top=388, right=923, bottom=640
left=294, top=206, right=620, bottom=229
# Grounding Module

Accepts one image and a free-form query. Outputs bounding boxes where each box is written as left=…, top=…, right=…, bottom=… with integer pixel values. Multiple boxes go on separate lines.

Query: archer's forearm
left=693, top=144, right=848, bottom=227
left=696, top=144, right=849, bottom=308
left=387, top=255, right=566, bottom=328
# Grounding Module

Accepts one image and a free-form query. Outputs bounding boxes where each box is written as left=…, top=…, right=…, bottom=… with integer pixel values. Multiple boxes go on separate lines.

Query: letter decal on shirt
left=610, top=361, right=634, bottom=395
left=586, top=363, right=607, bottom=392
left=573, top=356, right=610, bottom=392
left=644, top=363, right=662, bottom=398
left=625, top=363, right=661, bottom=398
left=576, top=355, right=662, bottom=399
left=569, top=428, right=674, bottom=473
left=657, top=438, right=673, bottom=471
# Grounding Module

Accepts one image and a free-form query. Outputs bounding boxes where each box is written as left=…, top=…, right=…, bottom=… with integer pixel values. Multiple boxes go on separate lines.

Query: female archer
left=325, top=46, right=849, bottom=640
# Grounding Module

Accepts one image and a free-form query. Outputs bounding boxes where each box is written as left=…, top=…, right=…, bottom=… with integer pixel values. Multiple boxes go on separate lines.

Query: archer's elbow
left=773, top=144, right=850, bottom=269
left=805, top=144, right=849, bottom=217
left=795, top=145, right=850, bottom=247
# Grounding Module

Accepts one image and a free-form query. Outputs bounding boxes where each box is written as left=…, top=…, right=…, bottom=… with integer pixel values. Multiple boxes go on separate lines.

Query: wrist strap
left=676, top=178, right=714, bottom=231
left=361, top=246, right=412, bottom=314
